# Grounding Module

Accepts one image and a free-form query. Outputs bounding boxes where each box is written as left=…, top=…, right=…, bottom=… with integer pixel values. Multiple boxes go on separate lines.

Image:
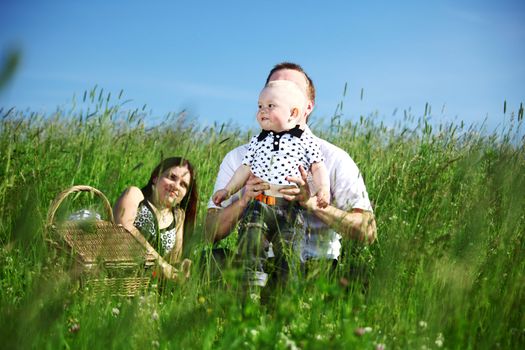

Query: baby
left=213, top=79, right=329, bottom=208
left=212, top=79, right=330, bottom=286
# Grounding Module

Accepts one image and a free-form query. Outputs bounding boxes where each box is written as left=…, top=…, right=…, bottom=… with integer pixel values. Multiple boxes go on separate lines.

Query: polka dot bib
left=243, top=125, right=324, bottom=186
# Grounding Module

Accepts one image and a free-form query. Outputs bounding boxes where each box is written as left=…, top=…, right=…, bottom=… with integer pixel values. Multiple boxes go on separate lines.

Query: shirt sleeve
left=241, top=136, right=258, bottom=167
left=303, top=133, right=325, bottom=165
left=330, top=150, right=373, bottom=212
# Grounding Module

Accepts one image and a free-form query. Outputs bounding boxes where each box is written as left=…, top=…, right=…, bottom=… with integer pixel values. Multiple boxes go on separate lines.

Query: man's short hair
left=265, top=62, right=316, bottom=104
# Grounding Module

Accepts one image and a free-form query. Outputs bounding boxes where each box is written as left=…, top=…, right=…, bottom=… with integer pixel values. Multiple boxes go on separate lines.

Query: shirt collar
left=257, top=124, right=304, bottom=142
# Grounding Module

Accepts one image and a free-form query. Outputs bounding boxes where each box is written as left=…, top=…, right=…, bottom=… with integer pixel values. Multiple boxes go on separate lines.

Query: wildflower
left=112, top=307, right=120, bottom=317
left=435, top=333, right=444, bottom=348
left=250, top=328, right=259, bottom=338
left=152, top=310, right=159, bottom=321
left=419, top=320, right=428, bottom=329
left=279, top=333, right=300, bottom=350
left=68, top=322, right=80, bottom=333
left=151, top=340, right=160, bottom=348
left=198, top=296, right=206, bottom=304
left=299, top=300, right=311, bottom=310
left=375, top=343, right=386, bottom=350
left=354, top=326, right=372, bottom=337
left=354, top=327, right=366, bottom=336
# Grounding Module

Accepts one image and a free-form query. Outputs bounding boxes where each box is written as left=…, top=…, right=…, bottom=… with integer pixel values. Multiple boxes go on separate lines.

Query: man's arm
left=205, top=175, right=270, bottom=243
left=281, top=166, right=377, bottom=244
left=303, top=197, right=377, bottom=243
left=310, top=161, right=330, bottom=208
left=205, top=204, right=245, bottom=243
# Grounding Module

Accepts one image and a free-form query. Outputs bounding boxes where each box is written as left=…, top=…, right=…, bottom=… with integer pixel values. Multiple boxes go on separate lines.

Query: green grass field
left=1, top=89, right=524, bottom=349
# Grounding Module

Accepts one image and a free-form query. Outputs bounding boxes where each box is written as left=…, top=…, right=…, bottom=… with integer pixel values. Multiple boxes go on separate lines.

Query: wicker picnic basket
left=46, top=185, right=156, bottom=297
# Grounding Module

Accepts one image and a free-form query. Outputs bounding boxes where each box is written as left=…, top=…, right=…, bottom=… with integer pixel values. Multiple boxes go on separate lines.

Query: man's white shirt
left=207, top=126, right=373, bottom=260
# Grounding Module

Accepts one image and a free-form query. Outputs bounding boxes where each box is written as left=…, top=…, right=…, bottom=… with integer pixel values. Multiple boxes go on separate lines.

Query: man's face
left=268, top=69, right=313, bottom=122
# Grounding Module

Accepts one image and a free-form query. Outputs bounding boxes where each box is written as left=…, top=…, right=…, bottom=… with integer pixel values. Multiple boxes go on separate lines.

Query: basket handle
left=46, top=185, right=115, bottom=226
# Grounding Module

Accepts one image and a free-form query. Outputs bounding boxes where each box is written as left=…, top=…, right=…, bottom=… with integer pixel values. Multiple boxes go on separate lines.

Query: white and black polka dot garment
left=242, top=126, right=324, bottom=186
left=133, top=200, right=176, bottom=255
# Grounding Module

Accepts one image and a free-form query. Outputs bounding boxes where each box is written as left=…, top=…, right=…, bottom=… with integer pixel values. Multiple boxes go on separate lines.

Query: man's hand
left=280, top=165, right=311, bottom=205
left=240, top=174, right=270, bottom=206
left=315, top=188, right=330, bottom=208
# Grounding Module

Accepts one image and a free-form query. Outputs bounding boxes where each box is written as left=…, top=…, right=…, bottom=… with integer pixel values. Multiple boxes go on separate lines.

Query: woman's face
left=152, top=165, right=191, bottom=208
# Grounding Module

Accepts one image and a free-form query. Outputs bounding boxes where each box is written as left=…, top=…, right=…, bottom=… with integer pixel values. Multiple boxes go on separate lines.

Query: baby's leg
left=269, top=203, right=305, bottom=286
left=237, top=201, right=272, bottom=287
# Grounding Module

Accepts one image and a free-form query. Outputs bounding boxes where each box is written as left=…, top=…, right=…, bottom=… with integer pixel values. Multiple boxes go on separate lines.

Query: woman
left=114, top=157, right=198, bottom=279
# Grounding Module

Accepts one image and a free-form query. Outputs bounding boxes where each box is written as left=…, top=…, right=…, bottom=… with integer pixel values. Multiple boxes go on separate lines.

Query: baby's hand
left=212, top=189, right=229, bottom=205
left=316, top=189, right=330, bottom=209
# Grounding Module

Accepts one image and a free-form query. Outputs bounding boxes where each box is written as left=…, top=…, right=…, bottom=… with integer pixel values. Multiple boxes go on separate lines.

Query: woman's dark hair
left=141, top=157, right=198, bottom=241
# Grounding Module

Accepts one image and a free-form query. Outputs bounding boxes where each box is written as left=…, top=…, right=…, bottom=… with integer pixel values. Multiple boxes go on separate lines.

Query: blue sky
left=1, top=0, right=524, bottom=132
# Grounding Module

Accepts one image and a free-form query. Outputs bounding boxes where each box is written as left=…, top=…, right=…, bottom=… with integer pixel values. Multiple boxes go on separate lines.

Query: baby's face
left=256, top=85, right=297, bottom=132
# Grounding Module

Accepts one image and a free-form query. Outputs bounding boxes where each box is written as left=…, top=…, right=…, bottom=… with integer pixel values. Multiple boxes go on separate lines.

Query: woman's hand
left=280, top=165, right=311, bottom=205
left=159, top=261, right=179, bottom=280
left=240, top=174, right=270, bottom=206
left=179, top=259, right=192, bottom=279
left=158, top=259, right=192, bottom=281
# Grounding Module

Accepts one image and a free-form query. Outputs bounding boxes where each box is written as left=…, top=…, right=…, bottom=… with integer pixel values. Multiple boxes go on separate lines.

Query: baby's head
left=257, top=80, right=306, bottom=132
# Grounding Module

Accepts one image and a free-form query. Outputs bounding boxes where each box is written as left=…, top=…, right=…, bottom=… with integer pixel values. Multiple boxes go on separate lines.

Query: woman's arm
left=125, top=225, right=181, bottom=279
left=169, top=210, right=192, bottom=278
left=113, top=186, right=182, bottom=279
left=168, top=209, right=185, bottom=263
left=113, top=186, right=144, bottom=232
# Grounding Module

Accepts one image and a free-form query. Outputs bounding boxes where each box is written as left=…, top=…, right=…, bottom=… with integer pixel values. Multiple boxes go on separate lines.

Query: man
left=205, top=62, right=376, bottom=268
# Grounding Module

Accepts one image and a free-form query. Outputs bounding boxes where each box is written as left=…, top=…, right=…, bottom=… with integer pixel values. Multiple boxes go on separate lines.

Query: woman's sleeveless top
left=133, top=199, right=181, bottom=256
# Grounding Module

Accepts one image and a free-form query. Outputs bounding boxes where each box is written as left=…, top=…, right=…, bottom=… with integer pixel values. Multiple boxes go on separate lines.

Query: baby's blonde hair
left=264, top=80, right=306, bottom=116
